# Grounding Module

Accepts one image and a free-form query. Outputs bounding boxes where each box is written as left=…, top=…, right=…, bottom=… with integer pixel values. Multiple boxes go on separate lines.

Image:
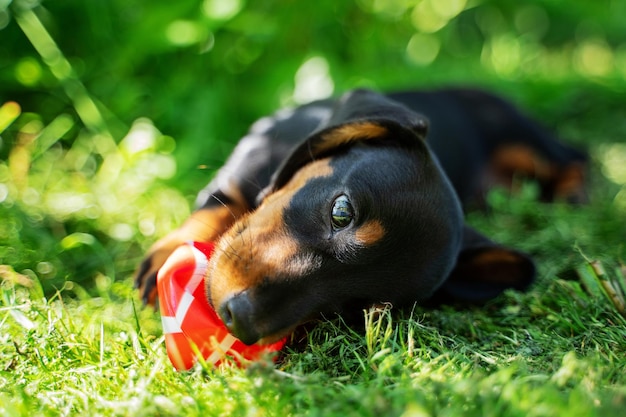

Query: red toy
left=156, top=241, right=287, bottom=370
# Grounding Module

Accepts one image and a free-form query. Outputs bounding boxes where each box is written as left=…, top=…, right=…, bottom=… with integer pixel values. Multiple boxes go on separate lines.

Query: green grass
left=1, top=259, right=625, bottom=416
left=2, top=1, right=626, bottom=415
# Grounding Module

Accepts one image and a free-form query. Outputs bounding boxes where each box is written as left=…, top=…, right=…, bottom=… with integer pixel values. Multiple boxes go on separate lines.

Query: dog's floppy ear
left=263, top=89, right=429, bottom=196
left=430, top=226, right=536, bottom=304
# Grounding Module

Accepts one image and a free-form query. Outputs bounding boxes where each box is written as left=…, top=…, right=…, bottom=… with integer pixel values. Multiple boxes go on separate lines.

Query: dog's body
left=136, top=88, right=586, bottom=345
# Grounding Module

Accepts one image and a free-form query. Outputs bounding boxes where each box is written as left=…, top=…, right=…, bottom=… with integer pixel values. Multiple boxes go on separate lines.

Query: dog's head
left=206, top=90, right=534, bottom=345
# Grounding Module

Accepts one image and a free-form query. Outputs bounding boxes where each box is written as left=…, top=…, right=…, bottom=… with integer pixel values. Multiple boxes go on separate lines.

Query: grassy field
left=2, top=1, right=626, bottom=416
left=2, top=199, right=626, bottom=417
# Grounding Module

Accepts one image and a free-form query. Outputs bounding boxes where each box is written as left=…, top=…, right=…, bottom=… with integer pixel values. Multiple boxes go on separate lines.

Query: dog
left=135, top=88, right=586, bottom=345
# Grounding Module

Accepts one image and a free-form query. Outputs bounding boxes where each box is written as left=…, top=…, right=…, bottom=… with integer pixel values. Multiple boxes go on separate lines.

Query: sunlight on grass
left=0, top=105, right=189, bottom=293
left=2, top=279, right=625, bottom=416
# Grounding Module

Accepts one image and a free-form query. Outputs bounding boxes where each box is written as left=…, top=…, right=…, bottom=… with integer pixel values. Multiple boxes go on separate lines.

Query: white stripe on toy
left=176, top=290, right=195, bottom=324
left=186, top=242, right=208, bottom=294
left=161, top=315, right=182, bottom=334
left=206, top=333, right=238, bottom=364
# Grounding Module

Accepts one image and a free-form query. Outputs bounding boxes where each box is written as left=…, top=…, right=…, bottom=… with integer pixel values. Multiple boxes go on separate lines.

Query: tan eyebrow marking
left=355, top=220, right=386, bottom=246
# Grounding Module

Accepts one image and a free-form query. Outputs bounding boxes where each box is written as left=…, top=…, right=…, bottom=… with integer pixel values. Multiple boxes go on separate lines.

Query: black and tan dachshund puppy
left=135, top=88, right=586, bottom=345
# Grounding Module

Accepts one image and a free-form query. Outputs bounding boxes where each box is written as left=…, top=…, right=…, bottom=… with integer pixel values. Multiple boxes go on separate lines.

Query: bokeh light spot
left=15, top=57, right=42, bottom=86
left=601, top=143, right=626, bottom=212
left=202, top=0, right=243, bottom=21
left=0, top=183, right=8, bottom=203
left=357, top=0, right=416, bottom=19
left=0, top=101, right=22, bottom=134
left=600, top=143, right=626, bottom=185
left=411, top=0, right=466, bottom=33
left=121, top=118, right=160, bottom=155
left=293, top=56, right=334, bottom=104
left=411, top=0, right=448, bottom=33
left=151, top=155, right=177, bottom=180
left=483, top=34, right=521, bottom=77
left=166, top=20, right=204, bottom=46
left=574, top=38, right=614, bottom=78
left=139, top=217, right=156, bottom=237
left=109, top=223, right=134, bottom=242
left=406, top=33, right=440, bottom=66
left=431, top=0, right=466, bottom=20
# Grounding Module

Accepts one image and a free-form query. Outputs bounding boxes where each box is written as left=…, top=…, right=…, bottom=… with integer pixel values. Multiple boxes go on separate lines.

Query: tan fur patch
left=180, top=204, right=248, bottom=242
left=471, top=249, right=522, bottom=266
left=468, top=249, right=525, bottom=285
left=491, top=144, right=552, bottom=181
left=355, top=220, right=386, bottom=246
left=315, top=122, right=388, bottom=154
left=490, top=145, right=587, bottom=201
left=553, top=163, right=586, bottom=200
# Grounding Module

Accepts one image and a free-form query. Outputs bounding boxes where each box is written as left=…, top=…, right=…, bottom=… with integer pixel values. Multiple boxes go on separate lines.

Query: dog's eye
left=331, top=194, right=354, bottom=230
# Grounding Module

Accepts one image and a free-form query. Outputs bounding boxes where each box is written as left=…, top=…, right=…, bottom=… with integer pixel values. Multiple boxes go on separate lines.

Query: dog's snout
left=219, top=291, right=260, bottom=346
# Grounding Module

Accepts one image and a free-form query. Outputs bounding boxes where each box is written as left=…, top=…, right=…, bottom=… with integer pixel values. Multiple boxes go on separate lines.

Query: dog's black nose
left=219, top=292, right=260, bottom=346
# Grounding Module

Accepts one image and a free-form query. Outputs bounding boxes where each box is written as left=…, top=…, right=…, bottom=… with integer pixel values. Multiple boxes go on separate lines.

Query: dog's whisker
left=221, top=220, right=248, bottom=262
left=208, top=194, right=242, bottom=223
left=193, top=193, right=247, bottom=260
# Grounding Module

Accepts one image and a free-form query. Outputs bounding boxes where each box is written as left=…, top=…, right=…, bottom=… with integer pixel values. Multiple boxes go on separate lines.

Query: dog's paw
left=134, top=233, right=185, bottom=305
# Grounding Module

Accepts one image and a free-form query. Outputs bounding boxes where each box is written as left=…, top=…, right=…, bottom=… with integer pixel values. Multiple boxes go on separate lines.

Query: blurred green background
left=1, top=0, right=625, bottom=294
